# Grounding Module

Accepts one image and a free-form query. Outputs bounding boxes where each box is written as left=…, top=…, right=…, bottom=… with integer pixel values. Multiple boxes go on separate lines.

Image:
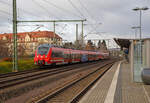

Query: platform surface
left=79, top=61, right=150, bottom=103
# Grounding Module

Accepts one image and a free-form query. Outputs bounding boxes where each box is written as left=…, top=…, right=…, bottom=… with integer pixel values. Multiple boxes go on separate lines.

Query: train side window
left=52, top=51, right=63, bottom=58
left=64, top=53, right=69, bottom=59
left=72, top=53, right=75, bottom=59
left=72, top=54, right=75, bottom=59
left=74, top=53, right=78, bottom=59
left=64, top=54, right=67, bottom=59
left=77, top=54, right=80, bottom=59
left=75, top=54, right=77, bottom=59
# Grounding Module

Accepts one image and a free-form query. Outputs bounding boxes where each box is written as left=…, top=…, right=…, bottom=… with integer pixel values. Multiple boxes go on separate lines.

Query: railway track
left=0, top=60, right=106, bottom=89
left=0, top=59, right=116, bottom=102
left=27, top=60, right=115, bottom=103
left=0, top=68, right=41, bottom=78
left=0, top=63, right=79, bottom=78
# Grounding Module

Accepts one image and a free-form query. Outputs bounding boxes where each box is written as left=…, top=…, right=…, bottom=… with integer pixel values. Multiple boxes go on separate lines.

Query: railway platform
left=79, top=61, right=150, bottom=103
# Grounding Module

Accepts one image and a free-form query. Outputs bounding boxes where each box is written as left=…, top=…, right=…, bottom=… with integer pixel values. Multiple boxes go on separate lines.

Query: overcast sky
left=0, top=0, right=150, bottom=45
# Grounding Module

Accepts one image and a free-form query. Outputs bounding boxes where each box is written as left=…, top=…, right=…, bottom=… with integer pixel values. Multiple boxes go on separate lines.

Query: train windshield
left=37, top=46, right=49, bottom=55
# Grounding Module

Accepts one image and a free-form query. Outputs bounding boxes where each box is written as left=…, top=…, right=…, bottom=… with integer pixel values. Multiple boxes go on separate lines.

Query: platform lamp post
left=132, top=7, right=149, bottom=64
left=132, top=7, right=149, bottom=40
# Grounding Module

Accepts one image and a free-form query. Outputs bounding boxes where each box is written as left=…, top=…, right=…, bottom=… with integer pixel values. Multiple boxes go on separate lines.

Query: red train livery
left=34, top=44, right=109, bottom=66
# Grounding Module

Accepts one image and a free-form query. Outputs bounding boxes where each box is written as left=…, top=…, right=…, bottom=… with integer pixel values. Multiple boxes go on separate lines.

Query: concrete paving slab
left=114, top=62, right=150, bottom=103
left=79, top=62, right=120, bottom=103
left=79, top=61, right=150, bottom=103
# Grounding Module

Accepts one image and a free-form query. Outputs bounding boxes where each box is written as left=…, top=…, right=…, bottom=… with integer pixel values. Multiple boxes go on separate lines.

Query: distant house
left=0, top=31, right=62, bottom=56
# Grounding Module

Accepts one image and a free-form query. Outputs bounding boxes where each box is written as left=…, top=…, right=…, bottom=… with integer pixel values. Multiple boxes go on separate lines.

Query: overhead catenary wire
left=32, top=0, right=60, bottom=20
left=0, top=0, right=54, bottom=32
left=0, top=1, right=12, bottom=18
left=0, top=0, right=102, bottom=38
left=0, top=1, right=10, bottom=6
left=0, top=9, right=25, bottom=21
left=0, top=2, right=12, bottom=32
left=0, top=1, right=40, bottom=33
left=77, top=0, right=100, bottom=25
left=67, top=0, right=94, bottom=39
left=78, top=0, right=103, bottom=35
left=42, top=0, right=83, bottom=19
left=0, top=10, right=14, bottom=24
left=56, top=24, right=68, bottom=35
left=84, top=24, right=102, bottom=38
left=89, top=23, right=102, bottom=33
left=67, top=0, right=85, bottom=19
left=77, top=0, right=95, bottom=21
left=0, top=9, right=11, bottom=16
left=77, top=0, right=104, bottom=37
left=0, top=1, right=28, bottom=21
left=0, top=1, right=39, bottom=18
left=66, top=0, right=101, bottom=37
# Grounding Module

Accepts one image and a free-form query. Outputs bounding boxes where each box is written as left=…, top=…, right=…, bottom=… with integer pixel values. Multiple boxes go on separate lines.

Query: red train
left=34, top=44, right=109, bottom=66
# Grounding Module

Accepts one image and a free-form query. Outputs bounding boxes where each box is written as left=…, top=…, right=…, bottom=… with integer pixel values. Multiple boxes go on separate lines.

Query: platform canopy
left=114, top=38, right=131, bottom=50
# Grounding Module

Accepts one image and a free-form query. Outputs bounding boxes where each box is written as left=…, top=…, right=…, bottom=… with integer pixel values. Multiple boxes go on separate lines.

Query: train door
left=51, top=48, right=64, bottom=65
left=69, top=49, right=72, bottom=63
left=63, top=49, right=71, bottom=64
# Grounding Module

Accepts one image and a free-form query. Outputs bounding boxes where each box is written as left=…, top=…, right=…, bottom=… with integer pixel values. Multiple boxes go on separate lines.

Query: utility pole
left=18, top=19, right=86, bottom=23
left=81, top=21, right=84, bottom=48
left=135, top=28, right=137, bottom=39
left=53, top=21, right=56, bottom=45
left=76, top=24, right=78, bottom=48
left=131, top=26, right=140, bottom=39
left=13, top=0, right=18, bottom=72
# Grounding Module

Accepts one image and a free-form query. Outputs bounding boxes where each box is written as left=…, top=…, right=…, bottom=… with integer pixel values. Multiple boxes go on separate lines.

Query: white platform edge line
left=143, top=85, right=150, bottom=103
left=104, top=61, right=121, bottom=103
left=78, top=62, right=118, bottom=103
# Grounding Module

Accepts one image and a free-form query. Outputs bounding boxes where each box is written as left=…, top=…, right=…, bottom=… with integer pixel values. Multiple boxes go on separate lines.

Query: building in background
left=0, top=31, right=62, bottom=56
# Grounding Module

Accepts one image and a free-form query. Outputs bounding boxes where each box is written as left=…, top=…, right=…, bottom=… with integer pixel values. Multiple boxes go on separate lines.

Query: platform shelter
left=114, top=38, right=150, bottom=82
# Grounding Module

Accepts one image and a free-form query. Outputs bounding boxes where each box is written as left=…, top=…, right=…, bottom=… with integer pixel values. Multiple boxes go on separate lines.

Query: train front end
left=34, top=44, right=51, bottom=65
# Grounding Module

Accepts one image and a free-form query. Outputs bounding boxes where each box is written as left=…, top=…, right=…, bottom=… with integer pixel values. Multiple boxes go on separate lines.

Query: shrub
left=2, top=57, right=13, bottom=62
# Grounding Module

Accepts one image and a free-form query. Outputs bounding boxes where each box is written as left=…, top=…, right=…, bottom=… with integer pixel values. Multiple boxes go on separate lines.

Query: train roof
left=38, top=44, right=56, bottom=48
left=37, top=44, right=108, bottom=53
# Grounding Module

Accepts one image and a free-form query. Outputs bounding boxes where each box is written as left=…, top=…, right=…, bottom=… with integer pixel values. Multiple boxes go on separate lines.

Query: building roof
left=114, top=38, right=131, bottom=49
left=0, top=31, right=62, bottom=40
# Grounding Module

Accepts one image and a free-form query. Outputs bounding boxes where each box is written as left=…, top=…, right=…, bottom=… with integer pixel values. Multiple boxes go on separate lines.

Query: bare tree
left=18, top=44, right=26, bottom=57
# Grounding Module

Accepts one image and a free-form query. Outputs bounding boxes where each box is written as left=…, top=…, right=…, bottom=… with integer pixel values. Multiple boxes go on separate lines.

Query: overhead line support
left=17, top=19, right=86, bottom=23
left=13, top=0, right=18, bottom=72
left=18, top=19, right=86, bottom=47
